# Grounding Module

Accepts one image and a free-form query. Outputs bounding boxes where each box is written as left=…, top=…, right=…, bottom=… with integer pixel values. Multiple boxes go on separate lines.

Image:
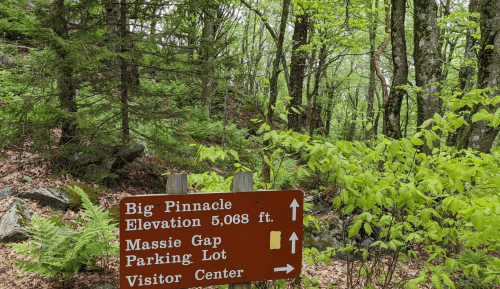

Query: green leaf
left=375, top=143, right=385, bottom=154
left=482, top=275, right=496, bottom=284
left=471, top=210, right=486, bottom=231
left=471, top=109, right=491, bottom=123
left=364, top=222, right=373, bottom=235
left=411, top=137, right=424, bottom=146
left=495, top=174, right=500, bottom=190
left=420, top=208, right=431, bottom=224
left=441, top=273, right=455, bottom=289
left=431, top=274, right=442, bottom=289
left=365, top=122, right=373, bottom=131
left=348, top=220, right=362, bottom=238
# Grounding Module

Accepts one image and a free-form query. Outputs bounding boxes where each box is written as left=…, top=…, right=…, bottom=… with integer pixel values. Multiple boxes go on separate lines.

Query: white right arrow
left=290, top=199, right=299, bottom=221
left=274, top=264, right=294, bottom=274
left=289, top=232, right=298, bottom=254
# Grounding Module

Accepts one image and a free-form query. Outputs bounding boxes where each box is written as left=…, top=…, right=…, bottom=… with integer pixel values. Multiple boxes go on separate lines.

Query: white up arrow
left=290, top=199, right=299, bottom=221
left=289, top=232, right=298, bottom=254
left=274, top=264, right=294, bottom=274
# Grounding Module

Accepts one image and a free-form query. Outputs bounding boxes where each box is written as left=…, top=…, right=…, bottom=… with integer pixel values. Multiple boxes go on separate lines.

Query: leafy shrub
left=8, top=186, right=119, bottom=281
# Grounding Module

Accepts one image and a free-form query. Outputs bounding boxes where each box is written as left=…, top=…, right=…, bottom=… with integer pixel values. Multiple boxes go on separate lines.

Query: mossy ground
left=107, top=205, right=119, bottom=224
left=15, top=203, right=29, bottom=227
left=57, top=183, right=99, bottom=211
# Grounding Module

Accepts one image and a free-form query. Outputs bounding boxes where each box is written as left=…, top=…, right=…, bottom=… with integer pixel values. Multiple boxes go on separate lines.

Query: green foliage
left=8, top=186, right=118, bottom=281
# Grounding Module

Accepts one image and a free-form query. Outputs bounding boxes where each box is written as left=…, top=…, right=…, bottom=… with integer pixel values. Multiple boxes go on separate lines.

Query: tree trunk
left=447, top=0, right=479, bottom=147
left=120, top=0, right=130, bottom=144
left=466, top=0, right=500, bottom=153
left=374, top=0, right=390, bottom=106
left=365, top=2, right=377, bottom=141
left=288, top=10, right=308, bottom=132
left=201, top=7, right=216, bottom=118
left=264, top=0, right=291, bottom=183
left=51, top=0, right=78, bottom=145
left=383, top=0, right=408, bottom=139
left=310, top=44, right=327, bottom=136
left=345, top=87, right=359, bottom=142
left=414, top=0, right=442, bottom=153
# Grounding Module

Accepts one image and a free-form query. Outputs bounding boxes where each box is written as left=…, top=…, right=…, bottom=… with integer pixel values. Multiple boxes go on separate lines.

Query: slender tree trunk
left=447, top=0, right=479, bottom=147
left=106, top=0, right=120, bottom=77
left=288, top=10, right=309, bottom=132
left=120, top=0, right=130, bottom=144
left=414, top=0, right=443, bottom=153
left=374, top=91, right=382, bottom=137
left=310, top=44, right=327, bottom=136
left=345, top=87, right=359, bottom=141
left=465, top=0, right=500, bottom=153
left=365, top=2, right=377, bottom=141
left=383, top=0, right=408, bottom=139
left=51, top=0, right=78, bottom=145
left=374, top=0, right=390, bottom=106
left=267, top=0, right=290, bottom=127
left=264, top=0, right=291, bottom=183
left=201, top=8, right=216, bottom=118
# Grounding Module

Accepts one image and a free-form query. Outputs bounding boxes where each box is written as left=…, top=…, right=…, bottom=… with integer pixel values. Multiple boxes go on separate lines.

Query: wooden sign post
left=228, top=172, right=253, bottom=289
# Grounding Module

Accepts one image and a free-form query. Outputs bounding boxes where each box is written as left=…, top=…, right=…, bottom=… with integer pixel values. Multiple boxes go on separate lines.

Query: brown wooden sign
left=119, top=190, right=303, bottom=288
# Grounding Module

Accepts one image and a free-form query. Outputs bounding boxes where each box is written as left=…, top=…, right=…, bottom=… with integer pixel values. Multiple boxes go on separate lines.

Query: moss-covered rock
left=107, top=205, right=119, bottom=224
left=57, top=183, right=99, bottom=211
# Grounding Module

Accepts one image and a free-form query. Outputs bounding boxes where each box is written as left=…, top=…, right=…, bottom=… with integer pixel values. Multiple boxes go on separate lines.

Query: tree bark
left=365, top=2, right=377, bottom=141
left=383, top=0, right=408, bottom=139
left=447, top=0, right=479, bottom=147
left=51, top=0, right=78, bottom=145
left=466, top=0, right=500, bottom=153
left=288, top=10, right=309, bottom=132
left=201, top=6, right=216, bottom=118
left=374, top=0, right=390, bottom=106
left=310, top=44, right=328, bottom=136
left=264, top=0, right=291, bottom=183
left=414, top=0, right=442, bottom=153
left=120, top=0, right=130, bottom=144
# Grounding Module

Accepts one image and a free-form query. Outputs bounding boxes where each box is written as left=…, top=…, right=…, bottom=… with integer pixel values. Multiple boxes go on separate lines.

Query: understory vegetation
left=2, top=0, right=500, bottom=288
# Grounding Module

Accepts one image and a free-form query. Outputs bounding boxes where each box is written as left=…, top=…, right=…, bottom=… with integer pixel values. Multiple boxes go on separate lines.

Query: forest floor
left=0, top=140, right=432, bottom=289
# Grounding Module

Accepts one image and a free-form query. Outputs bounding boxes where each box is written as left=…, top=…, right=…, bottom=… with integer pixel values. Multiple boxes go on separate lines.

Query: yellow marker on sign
left=270, top=231, right=281, bottom=249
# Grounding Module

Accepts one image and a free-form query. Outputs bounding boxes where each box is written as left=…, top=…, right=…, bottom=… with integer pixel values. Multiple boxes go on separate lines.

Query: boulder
left=0, top=187, right=13, bottom=198
left=21, top=176, right=32, bottom=183
left=58, top=143, right=145, bottom=180
left=302, top=215, right=369, bottom=261
left=112, top=143, right=145, bottom=170
left=18, top=188, right=69, bottom=210
left=303, top=215, right=344, bottom=252
left=0, top=51, right=13, bottom=68
left=0, top=199, right=31, bottom=242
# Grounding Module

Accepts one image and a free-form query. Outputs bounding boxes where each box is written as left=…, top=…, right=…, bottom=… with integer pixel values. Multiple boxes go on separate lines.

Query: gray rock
left=361, top=238, right=374, bottom=249
left=58, top=143, right=145, bottom=180
left=0, top=187, right=13, bottom=198
left=18, top=188, right=69, bottom=210
left=27, top=0, right=37, bottom=9
left=0, top=51, right=13, bottom=68
left=21, top=176, right=32, bottom=183
left=112, top=143, right=145, bottom=170
left=303, top=215, right=366, bottom=261
left=95, top=283, right=117, bottom=289
left=0, top=199, right=31, bottom=242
